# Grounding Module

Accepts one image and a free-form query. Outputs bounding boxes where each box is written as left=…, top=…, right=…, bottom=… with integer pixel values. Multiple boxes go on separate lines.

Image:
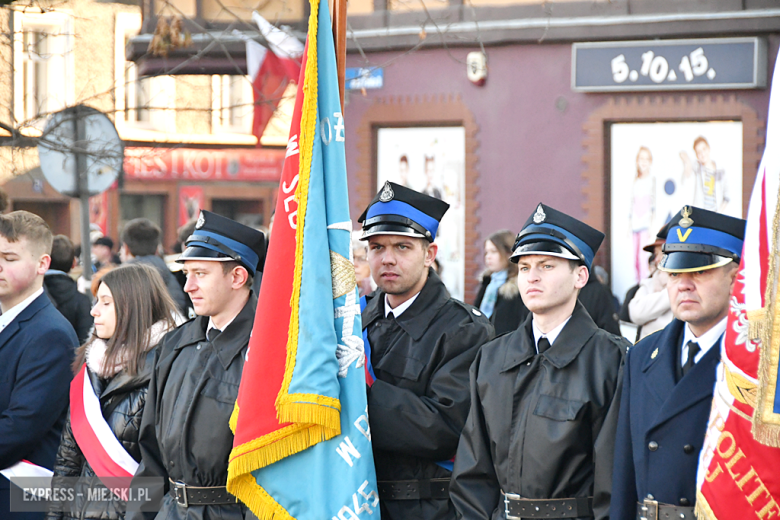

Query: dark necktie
left=537, top=337, right=551, bottom=354
left=682, top=341, right=701, bottom=376
left=207, top=328, right=221, bottom=343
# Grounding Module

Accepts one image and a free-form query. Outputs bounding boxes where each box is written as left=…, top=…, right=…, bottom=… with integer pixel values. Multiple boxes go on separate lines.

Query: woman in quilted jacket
left=47, top=263, right=178, bottom=520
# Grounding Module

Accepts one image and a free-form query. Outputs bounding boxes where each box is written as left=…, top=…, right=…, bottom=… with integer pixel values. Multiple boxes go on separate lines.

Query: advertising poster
left=179, top=185, right=205, bottom=227
left=376, top=126, right=466, bottom=300
left=610, top=121, right=743, bottom=301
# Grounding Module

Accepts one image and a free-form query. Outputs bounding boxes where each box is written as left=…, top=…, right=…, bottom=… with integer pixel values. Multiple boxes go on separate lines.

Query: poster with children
left=376, top=126, right=466, bottom=301
left=610, top=121, right=743, bottom=303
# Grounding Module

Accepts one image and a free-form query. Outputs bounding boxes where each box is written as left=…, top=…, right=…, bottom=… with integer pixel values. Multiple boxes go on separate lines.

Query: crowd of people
left=0, top=179, right=746, bottom=520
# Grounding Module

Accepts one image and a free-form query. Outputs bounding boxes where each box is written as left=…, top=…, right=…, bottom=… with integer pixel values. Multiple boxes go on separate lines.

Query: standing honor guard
left=450, top=203, right=629, bottom=520
left=128, top=211, right=266, bottom=520
left=611, top=206, right=746, bottom=520
left=359, top=182, right=493, bottom=520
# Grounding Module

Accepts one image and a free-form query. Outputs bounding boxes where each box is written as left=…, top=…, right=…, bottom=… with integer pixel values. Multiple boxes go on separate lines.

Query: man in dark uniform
left=359, top=182, right=493, bottom=520
left=128, top=210, right=265, bottom=520
left=611, top=206, right=746, bottom=520
left=450, top=203, right=629, bottom=520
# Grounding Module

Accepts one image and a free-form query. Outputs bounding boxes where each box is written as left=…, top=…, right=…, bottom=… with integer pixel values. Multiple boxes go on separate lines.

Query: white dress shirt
left=384, top=292, right=420, bottom=319
left=681, top=316, right=727, bottom=366
left=0, top=288, right=44, bottom=333
left=532, top=315, right=572, bottom=354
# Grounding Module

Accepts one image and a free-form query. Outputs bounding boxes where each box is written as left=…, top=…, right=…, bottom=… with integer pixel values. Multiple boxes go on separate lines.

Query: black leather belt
left=169, top=479, right=238, bottom=507
left=377, top=479, right=450, bottom=500
left=636, top=499, right=695, bottom=520
left=502, top=493, right=593, bottom=519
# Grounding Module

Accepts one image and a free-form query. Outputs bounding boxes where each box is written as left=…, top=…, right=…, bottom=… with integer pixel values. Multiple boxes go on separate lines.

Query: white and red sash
left=70, top=364, right=138, bottom=489
left=1, top=460, right=53, bottom=481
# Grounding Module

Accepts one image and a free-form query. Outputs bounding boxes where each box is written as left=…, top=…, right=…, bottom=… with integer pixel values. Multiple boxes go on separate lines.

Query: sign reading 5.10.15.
left=572, top=38, right=767, bottom=92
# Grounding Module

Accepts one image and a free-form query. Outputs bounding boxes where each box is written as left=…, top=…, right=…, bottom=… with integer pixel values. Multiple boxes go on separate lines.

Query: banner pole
left=332, top=0, right=347, bottom=111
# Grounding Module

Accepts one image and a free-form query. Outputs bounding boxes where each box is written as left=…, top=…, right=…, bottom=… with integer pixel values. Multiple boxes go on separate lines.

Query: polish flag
left=247, top=12, right=304, bottom=145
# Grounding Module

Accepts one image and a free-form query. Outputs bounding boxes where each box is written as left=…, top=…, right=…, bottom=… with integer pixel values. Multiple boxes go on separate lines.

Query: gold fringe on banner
left=752, top=172, right=780, bottom=447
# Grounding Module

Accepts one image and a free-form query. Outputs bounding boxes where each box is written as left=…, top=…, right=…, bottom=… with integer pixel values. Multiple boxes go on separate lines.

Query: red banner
left=178, top=186, right=205, bottom=227
left=124, top=147, right=285, bottom=182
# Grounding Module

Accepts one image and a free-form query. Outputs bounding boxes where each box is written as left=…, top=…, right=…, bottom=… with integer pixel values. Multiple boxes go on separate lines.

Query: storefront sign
left=346, top=67, right=383, bottom=90
left=572, top=38, right=767, bottom=92
left=124, top=147, right=285, bottom=182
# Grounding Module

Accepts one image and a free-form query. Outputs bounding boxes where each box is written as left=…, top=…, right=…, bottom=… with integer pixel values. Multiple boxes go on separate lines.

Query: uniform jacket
left=0, top=292, right=79, bottom=520
left=44, top=272, right=94, bottom=344
left=46, top=349, right=156, bottom=520
left=363, top=269, right=494, bottom=520
left=474, top=271, right=525, bottom=336
left=127, top=293, right=256, bottom=520
left=611, top=319, right=720, bottom=519
left=578, top=276, right=621, bottom=336
left=450, top=303, right=628, bottom=520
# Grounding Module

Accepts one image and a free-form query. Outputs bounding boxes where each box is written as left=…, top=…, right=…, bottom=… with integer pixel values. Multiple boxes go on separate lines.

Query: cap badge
left=533, top=204, right=546, bottom=224
left=379, top=181, right=394, bottom=203
left=680, top=206, right=694, bottom=228
left=196, top=212, right=206, bottom=229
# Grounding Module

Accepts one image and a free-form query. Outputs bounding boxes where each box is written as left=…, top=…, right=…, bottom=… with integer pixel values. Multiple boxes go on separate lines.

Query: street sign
left=346, top=67, right=383, bottom=90
left=572, top=38, right=767, bottom=92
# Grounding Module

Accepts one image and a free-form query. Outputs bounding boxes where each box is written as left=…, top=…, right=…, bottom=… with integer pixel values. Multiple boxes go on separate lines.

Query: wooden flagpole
left=332, top=0, right=347, bottom=111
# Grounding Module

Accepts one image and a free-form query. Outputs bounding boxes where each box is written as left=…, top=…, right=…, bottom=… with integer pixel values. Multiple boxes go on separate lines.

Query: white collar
left=0, top=288, right=44, bottom=332
left=208, top=314, right=238, bottom=335
left=532, top=315, right=572, bottom=353
left=384, top=292, right=420, bottom=319
left=682, top=316, right=727, bottom=364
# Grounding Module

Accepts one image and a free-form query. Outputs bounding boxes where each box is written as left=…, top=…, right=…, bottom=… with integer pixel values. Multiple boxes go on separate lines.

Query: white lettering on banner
left=321, top=117, right=332, bottom=145
left=336, top=436, right=361, bottom=467
left=282, top=174, right=299, bottom=230
left=334, top=112, right=345, bottom=142
left=286, top=135, right=300, bottom=158
left=331, top=481, right=380, bottom=520
left=354, top=409, right=371, bottom=442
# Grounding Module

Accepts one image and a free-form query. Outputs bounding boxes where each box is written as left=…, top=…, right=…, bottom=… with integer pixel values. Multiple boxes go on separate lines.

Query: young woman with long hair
left=474, top=229, right=524, bottom=335
left=47, top=264, right=178, bottom=520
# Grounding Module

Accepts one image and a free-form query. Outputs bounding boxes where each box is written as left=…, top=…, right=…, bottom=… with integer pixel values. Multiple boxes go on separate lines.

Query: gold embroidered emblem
left=677, top=228, right=693, bottom=242
left=651, top=348, right=659, bottom=359
left=330, top=250, right=356, bottom=299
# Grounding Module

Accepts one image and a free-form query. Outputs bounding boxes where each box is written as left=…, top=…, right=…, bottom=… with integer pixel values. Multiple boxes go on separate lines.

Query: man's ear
left=423, top=242, right=438, bottom=268
left=38, top=254, right=51, bottom=275
left=230, top=265, right=250, bottom=290
left=574, top=265, right=589, bottom=290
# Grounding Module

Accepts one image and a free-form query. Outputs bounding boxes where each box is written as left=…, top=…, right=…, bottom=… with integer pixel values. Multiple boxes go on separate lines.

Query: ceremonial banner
left=695, top=52, right=780, bottom=520
left=226, top=1, right=380, bottom=519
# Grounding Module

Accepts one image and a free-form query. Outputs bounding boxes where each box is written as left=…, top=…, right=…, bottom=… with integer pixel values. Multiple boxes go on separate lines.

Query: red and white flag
left=695, top=52, right=780, bottom=519
left=246, top=12, right=303, bottom=144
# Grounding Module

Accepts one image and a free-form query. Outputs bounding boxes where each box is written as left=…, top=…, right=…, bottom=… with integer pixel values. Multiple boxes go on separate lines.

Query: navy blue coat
left=611, top=318, right=720, bottom=519
left=0, top=292, right=79, bottom=519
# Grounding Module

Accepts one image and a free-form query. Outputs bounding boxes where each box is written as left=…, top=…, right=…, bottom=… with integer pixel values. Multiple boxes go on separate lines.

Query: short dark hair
left=121, top=218, right=161, bottom=257
left=93, top=236, right=114, bottom=249
left=50, top=235, right=75, bottom=272
left=221, top=260, right=253, bottom=289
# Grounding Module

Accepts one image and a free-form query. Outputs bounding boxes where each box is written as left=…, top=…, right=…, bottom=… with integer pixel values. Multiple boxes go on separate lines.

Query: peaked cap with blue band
left=358, top=181, right=450, bottom=242
left=510, top=203, right=605, bottom=271
left=178, top=210, right=267, bottom=276
left=659, top=205, right=746, bottom=273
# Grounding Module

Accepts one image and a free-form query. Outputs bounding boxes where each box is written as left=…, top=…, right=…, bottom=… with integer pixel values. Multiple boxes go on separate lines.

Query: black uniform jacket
left=127, top=293, right=256, bottom=520
left=611, top=319, right=720, bottom=519
left=363, top=269, right=494, bottom=520
left=450, top=302, right=628, bottom=520
left=47, top=350, right=155, bottom=520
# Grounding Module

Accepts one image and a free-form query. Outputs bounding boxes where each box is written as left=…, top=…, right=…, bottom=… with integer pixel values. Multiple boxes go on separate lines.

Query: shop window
left=115, top=13, right=176, bottom=134
left=120, top=194, right=166, bottom=234
left=13, top=12, right=74, bottom=126
left=212, top=75, right=254, bottom=134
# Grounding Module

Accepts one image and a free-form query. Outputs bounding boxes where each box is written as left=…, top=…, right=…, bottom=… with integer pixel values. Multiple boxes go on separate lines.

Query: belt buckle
left=172, top=481, right=188, bottom=507
left=504, top=492, right=521, bottom=520
left=639, top=498, right=658, bottom=520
